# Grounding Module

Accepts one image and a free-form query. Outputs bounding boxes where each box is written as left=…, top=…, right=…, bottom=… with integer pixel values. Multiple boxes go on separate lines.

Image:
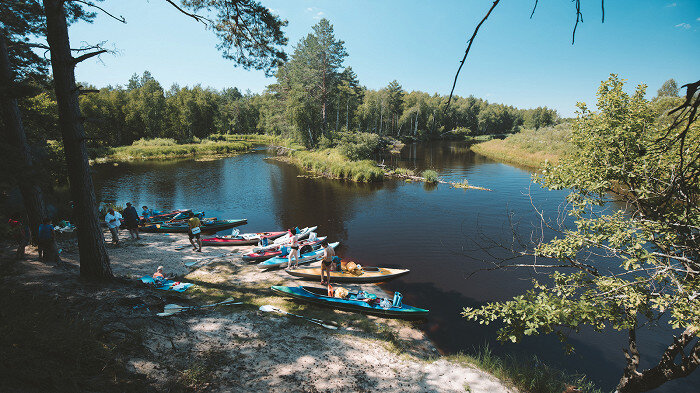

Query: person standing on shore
left=287, top=228, right=299, bottom=269
left=105, top=208, right=122, bottom=245
left=123, top=202, right=141, bottom=240
left=319, top=240, right=335, bottom=285
left=188, top=215, right=202, bottom=252
left=37, top=218, right=61, bottom=265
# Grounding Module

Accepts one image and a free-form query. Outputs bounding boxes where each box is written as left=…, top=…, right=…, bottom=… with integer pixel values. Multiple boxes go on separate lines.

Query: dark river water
left=93, top=142, right=697, bottom=392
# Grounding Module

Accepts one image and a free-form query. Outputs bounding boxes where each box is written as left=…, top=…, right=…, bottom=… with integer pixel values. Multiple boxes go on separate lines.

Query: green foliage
left=656, top=78, right=679, bottom=98
left=289, top=149, right=384, bottom=182
left=463, top=75, right=699, bottom=389
left=177, top=0, right=288, bottom=76
left=421, top=170, right=439, bottom=183
left=471, top=123, right=572, bottom=168
left=337, top=131, right=385, bottom=160
left=104, top=138, right=252, bottom=161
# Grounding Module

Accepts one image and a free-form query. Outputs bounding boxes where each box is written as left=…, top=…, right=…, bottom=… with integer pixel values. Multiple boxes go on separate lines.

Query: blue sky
left=69, top=0, right=699, bottom=117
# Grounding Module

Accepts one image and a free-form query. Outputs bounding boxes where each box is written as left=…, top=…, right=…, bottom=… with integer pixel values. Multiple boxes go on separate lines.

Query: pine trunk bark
left=43, top=0, right=112, bottom=280
left=0, top=29, right=47, bottom=243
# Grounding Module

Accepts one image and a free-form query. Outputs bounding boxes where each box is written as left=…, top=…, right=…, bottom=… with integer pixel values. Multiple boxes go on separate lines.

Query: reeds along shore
left=470, top=123, right=572, bottom=170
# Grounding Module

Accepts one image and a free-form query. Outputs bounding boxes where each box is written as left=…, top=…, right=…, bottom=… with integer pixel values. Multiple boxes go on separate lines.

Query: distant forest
left=20, top=19, right=558, bottom=149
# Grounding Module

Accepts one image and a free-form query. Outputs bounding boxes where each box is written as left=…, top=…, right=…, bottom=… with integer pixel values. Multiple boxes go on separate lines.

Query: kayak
left=271, top=285, right=429, bottom=318
left=141, top=209, right=193, bottom=224
left=252, top=226, right=318, bottom=252
left=257, top=242, right=339, bottom=270
left=140, top=219, right=247, bottom=233
left=285, top=266, right=410, bottom=283
left=201, top=231, right=286, bottom=247
left=242, top=236, right=326, bottom=263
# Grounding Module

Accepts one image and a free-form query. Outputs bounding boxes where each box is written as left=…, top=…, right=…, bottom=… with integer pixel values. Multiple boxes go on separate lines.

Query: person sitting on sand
left=153, top=266, right=168, bottom=284
left=320, top=240, right=335, bottom=285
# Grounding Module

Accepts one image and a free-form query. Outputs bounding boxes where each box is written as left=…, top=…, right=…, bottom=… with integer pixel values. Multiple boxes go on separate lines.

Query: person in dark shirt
left=123, top=202, right=141, bottom=240
left=8, top=216, right=29, bottom=260
left=37, top=218, right=61, bottom=265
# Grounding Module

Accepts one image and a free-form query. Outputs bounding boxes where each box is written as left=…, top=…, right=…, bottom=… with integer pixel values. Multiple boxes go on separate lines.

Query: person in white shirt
left=105, top=208, right=122, bottom=245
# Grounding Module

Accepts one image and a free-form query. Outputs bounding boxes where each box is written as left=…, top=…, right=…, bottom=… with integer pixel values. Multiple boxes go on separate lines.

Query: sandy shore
left=1, top=229, right=514, bottom=393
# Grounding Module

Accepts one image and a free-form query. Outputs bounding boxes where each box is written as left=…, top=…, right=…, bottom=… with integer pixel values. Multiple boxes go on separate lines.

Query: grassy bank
left=284, top=148, right=385, bottom=182
left=93, top=134, right=295, bottom=163
left=470, top=123, right=572, bottom=169
left=447, top=348, right=601, bottom=393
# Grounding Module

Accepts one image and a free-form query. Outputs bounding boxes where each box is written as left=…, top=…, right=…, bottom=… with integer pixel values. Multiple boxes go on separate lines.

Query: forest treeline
left=20, top=19, right=557, bottom=150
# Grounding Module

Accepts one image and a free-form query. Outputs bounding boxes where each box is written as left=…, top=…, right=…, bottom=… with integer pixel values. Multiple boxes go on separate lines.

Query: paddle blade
left=157, top=309, right=182, bottom=317
left=163, top=304, right=187, bottom=311
left=259, top=305, right=280, bottom=313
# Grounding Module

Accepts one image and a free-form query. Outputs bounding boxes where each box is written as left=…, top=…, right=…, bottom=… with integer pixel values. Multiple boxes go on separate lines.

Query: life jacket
left=153, top=272, right=165, bottom=279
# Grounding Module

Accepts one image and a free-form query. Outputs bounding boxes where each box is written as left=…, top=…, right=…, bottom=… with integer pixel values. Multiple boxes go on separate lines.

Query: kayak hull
left=140, top=219, right=247, bottom=233
left=257, top=242, right=339, bottom=270
left=285, top=266, right=410, bottom=283
left=201, top=231, right=286, bottom=247
left=271, top=285, right=429, bottom=319
left=243, top=237, right=326, bottom=263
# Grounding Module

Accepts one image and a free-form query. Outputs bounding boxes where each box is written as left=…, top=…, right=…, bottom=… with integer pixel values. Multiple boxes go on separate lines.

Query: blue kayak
left=257, top=242, right=339, bottom=270
left=271, top=285, right=429, bottom=318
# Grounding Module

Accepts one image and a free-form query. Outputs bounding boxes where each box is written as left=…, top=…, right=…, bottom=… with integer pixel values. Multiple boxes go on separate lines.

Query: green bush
left=422, top=169, right=439, bottom=183
left=337, top=132, right=385, bottom=160
left=290, top=149, right=384, bottom=182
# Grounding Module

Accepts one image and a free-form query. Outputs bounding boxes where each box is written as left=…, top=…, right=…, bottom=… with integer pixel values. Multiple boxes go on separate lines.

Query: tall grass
left=447, top=346, right=602, bottom=393
left=105, top=139, right=253, bottom=161
left=289, top=149, right=384, bottom=182
left=471, top=123, right=572, bottom=169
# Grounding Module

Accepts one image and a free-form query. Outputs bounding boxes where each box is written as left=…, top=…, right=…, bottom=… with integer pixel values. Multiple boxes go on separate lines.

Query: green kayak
left=271, top=285, right=429, bottom=318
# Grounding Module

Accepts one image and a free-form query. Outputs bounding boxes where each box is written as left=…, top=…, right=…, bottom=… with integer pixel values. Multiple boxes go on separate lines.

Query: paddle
left=157, top=297, right=242, bottom=317
left=258, top=305, right=338, bottom=330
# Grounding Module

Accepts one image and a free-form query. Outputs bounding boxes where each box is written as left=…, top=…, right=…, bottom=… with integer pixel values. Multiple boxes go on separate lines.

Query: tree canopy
left=463, top=75, right=699, bottom=393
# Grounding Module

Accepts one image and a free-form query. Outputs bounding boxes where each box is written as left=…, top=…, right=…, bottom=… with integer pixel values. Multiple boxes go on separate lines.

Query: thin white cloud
left=666, top=2, right=677, bottom=7
left=675, top=22, right=691, bottom=29
left=697, top=17, right=700, bottom=21
left=313, top=11, right=325, bottom=20
left=306, top=7, right=313, bottom=12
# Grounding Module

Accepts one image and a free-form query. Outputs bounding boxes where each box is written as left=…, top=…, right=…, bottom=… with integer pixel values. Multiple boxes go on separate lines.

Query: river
left=93, top=142, right=697, bottom=392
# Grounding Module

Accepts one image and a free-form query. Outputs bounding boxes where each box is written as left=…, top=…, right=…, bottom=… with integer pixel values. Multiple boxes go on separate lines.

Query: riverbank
left=470, top=124, right=572, bottom=170
left=1, top=234, right=516, bottom=393
left=89, top=134, right=292, bottom=163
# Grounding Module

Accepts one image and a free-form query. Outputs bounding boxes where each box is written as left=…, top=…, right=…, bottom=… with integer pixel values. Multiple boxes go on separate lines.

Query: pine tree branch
left=72, top=49, right=107, bottom=64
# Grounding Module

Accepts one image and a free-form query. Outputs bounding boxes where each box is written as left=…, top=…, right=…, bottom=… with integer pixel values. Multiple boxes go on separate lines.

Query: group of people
left=104, top=203, right=155, bottom=245
left=283, top=228, right=336, bottom=285
left=8, top=216, right=63, bottom=265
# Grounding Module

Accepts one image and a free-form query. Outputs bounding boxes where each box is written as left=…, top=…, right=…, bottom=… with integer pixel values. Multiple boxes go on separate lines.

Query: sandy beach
left=1, top=229, right=513, bottom=392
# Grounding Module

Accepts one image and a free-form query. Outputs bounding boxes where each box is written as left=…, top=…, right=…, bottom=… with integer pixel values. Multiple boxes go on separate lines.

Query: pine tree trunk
left=346, top=100, right=349, bottom=130
left=43, top=0, right=112, bottom=280
left=0, top=29, right=47, bottom=243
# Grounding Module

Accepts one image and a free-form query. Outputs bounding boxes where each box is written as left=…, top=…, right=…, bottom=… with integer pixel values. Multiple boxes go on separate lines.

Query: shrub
left=422, top=169, right=439, bottom=183
left=337, top=132, right=385, bottom=160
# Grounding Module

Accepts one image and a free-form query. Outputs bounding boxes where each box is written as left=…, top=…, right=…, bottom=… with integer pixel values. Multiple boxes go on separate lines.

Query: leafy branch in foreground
left=463, top=75, right=699, bottom=393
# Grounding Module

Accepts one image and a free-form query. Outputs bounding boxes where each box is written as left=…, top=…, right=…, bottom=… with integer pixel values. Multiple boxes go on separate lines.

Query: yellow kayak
left=284, top=266, right=409, bottom=283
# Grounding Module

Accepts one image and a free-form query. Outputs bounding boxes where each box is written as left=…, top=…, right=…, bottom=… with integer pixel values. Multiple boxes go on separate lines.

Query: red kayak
left=241, top=237, right=326, bottom=263
left=202, top=231, right=287, bottom=247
